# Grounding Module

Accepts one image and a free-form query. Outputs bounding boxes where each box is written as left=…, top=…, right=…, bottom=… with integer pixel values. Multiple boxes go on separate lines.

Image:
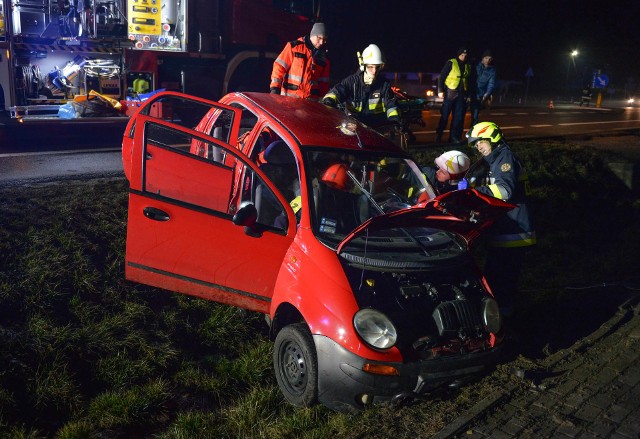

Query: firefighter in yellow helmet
left=321, top=44, right=400, bottom=129
left=461, top=121, right=536, bottom=317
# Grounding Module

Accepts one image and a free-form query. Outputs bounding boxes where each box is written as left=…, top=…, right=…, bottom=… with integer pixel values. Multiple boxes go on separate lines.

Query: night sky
left=319, top=0, right=639, bottom=95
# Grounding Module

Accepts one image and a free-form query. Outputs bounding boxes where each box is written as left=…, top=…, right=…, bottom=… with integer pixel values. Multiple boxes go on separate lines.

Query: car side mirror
left=232, top=202, right=261, bottom=237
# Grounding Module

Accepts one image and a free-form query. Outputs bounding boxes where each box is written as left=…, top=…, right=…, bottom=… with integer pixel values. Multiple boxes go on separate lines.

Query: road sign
left=525, top=67, right=534, bottom=78
left=594, top=74, right=609, bottom=88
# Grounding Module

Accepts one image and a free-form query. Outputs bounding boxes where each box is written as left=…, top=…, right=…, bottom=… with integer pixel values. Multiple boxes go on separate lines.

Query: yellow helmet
left=466, top=122, right=503, bottom=146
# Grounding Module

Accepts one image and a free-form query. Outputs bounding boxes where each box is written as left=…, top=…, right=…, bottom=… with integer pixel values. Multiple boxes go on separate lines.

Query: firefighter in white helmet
left=422, top=150, right=471, bottom=193
left=322, top=44, right=400, bottom=128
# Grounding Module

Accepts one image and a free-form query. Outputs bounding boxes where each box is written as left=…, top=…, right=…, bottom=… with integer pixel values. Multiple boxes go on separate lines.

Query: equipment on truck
left=0, top=0, right=318, bottom=121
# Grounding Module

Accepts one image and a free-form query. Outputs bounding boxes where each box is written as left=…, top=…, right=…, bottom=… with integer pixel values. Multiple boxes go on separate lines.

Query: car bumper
left=314, top=334, right=504, bottom=412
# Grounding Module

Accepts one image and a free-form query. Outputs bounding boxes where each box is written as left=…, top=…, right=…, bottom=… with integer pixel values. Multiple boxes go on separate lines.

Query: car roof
left=221, top=92, right=402, bottom=152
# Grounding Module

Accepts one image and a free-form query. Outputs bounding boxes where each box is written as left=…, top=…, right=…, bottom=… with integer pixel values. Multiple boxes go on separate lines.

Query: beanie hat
left=457, top=46, right=468, bottom=56
left=310, top=23, right=326, bottom=37
left=482, top=49, right=493, bottom=58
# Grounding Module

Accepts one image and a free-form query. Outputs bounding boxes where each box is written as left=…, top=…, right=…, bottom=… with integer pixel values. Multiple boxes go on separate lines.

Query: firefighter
left=270, top=22, right=330, bottom=101
left=461, top=122, right=536, bottom=316
left=422, top=150, right=470, bottom=194
left=321, top=44, right=400, bottom=129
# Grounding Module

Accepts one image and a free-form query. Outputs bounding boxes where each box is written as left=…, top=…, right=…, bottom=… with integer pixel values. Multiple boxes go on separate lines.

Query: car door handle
left=143, top=207, right=170, bottom=221
left=145, top=152, right=152, bottom=160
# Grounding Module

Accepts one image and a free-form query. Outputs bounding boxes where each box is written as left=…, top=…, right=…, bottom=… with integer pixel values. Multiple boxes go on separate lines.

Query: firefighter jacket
left=322, top=71, right=400, bottom=128
left=472, top=142, right=536, bottom=247
left=438, top=58, right=470, bottom=96
left=270, top=36, right=330, bottom=100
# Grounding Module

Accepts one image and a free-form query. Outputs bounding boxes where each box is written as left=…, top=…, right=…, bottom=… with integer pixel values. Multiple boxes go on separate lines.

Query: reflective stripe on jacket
left=323, top=72, right=399, bottom=127
left=270, top=36, right=330, bottom=100
left=473, top=142, right=536, bottom=247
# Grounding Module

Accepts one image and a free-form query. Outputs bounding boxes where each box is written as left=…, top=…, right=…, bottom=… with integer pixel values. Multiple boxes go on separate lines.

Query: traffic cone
left=549, top=100, right=554, bottom=109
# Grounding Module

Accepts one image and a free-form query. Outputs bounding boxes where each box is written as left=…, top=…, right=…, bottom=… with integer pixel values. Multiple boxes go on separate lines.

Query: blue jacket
left=471, top=141, right=535, bottom=247
left=475, top=62, right=496, bottom=100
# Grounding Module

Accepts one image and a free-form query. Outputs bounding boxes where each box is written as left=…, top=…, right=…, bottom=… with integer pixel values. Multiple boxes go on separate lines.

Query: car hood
left=337, top=189, right=515, bottom=254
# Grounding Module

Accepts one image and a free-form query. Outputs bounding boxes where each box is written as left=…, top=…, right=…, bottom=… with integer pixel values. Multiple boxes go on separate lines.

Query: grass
left=1, top=136, right=640, bottom=438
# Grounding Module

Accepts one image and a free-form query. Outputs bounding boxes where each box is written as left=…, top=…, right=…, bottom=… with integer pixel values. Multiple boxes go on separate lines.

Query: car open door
left=125, top=110, right=296, bottom=314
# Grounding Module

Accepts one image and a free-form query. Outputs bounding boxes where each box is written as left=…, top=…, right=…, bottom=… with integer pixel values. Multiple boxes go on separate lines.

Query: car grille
left=432, top=300, right=483, bottom=339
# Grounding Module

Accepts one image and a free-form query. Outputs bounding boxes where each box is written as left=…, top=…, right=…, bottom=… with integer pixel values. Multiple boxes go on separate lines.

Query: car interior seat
left=254, top=140, right=300, bottom=228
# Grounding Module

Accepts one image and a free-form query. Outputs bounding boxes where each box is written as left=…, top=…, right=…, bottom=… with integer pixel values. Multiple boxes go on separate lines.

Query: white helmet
left=361, top=44, right=385, bottom=66
left=434, top=150, right=470, bottom=179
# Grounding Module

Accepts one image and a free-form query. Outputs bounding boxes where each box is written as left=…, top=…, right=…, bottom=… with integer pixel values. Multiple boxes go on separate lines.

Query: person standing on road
left=435, top=47, right=471, bottom=145
left=470, top=50, right=496, bottom=127
left=422, top=150, right=470, bottom=194
left=580, top=83, right=593, bottom=107
left=321, top=44, right=400, bottom=129
left=460, top=122, right=536, bottom=316
left=270, top=22, right=330, bottom=101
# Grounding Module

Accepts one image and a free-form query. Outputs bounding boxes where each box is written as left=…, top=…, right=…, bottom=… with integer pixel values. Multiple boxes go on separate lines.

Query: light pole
left=566, top=50, right=579, bottom=82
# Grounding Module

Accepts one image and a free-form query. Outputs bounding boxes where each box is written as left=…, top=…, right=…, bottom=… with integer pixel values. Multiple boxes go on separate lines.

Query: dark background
left=319, top=0, right=639, bottom=97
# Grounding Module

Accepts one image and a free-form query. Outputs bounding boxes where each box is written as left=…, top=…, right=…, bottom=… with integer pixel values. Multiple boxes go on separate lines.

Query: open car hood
left=337, top=189, right=515, bottom=254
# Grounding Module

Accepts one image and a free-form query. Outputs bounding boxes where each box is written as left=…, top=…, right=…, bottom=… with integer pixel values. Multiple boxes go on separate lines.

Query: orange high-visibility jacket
left=270, top=36, right=330, bottom=100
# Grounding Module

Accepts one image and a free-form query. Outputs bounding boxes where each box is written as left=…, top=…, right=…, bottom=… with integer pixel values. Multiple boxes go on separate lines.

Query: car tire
left=273, top=323, right=318, bottom=407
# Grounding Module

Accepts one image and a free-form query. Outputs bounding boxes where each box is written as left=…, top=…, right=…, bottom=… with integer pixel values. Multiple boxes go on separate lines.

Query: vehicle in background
left=123, top=0, right=317, bottom=110
left=122, top=90, right=511, bottom=412
left=0, top=0, right=317, bottom=121
left=384, top=71, right=443, bottom=109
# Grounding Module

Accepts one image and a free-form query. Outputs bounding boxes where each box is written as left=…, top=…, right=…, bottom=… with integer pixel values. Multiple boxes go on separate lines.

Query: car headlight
left=354, top=308, right=397, bottom=350
left=482, top=298, right=502, bottom=333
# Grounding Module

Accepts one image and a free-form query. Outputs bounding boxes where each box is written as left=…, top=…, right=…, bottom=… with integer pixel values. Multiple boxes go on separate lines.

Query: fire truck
left=0, top=0, right=317, bottom=121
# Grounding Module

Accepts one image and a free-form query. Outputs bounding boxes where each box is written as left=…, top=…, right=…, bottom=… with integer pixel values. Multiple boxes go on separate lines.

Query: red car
left=122, top=91, right=512, bottom=412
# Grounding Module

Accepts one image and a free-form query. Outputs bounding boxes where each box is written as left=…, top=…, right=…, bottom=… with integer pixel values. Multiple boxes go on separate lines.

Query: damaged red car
left=121, top=91, right=513, bottom=412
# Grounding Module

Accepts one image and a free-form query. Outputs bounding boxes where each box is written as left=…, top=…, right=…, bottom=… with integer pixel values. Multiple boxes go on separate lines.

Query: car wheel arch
left=269, top=302, right=305, bottom=340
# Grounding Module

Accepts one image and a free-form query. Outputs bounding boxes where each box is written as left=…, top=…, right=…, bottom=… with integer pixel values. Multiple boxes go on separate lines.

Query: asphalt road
left=1, top=103, right=640, bottom=186
left=0, top=147, right=123, bottom=186
left=413, top=102, right=640, bottom=144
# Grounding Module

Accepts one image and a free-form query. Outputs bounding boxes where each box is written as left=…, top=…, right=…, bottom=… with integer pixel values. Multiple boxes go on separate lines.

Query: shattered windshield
left=305, top=150, right=466, bottom=266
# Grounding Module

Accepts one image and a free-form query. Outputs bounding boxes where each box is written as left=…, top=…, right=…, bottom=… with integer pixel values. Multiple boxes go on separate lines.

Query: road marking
left=514, top=112, right=529, bottom=115
left=558, top=120, right=639, bottom=126
left=0, top=147, right=121, bottom=158
left=531, top=124, right=553, bottom=127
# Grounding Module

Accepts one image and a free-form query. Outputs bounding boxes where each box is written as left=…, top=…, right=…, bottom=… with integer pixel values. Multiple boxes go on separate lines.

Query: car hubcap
left=281, top=342, right=307, bottom=394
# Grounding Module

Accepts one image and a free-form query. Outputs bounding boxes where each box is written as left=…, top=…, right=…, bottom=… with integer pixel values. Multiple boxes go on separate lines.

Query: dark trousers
left=470, top=97, right=481, bottom=127
left=437, top=94, right=467, bottom=142
left=483, top=246, right=527, bottom=310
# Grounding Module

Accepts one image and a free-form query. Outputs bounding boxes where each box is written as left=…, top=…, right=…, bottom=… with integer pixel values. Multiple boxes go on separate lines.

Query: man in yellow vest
left=435, top=47, right=470, bottom=145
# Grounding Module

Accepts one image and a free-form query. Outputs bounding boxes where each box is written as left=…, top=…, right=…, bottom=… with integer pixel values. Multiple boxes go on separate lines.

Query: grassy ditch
left=1, top=138, right=639, bottom=438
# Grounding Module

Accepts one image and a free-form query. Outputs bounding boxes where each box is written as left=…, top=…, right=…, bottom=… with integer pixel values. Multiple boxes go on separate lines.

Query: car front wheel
left=273, top=323, right=318, bottom=407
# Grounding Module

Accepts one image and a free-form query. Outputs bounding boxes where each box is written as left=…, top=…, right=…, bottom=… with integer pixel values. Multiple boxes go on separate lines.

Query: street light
left=567, top=49, right=579, bottom=82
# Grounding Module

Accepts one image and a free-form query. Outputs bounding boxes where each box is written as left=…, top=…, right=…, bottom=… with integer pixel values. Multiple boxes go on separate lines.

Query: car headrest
left=263, top=141, right=295, bottom=165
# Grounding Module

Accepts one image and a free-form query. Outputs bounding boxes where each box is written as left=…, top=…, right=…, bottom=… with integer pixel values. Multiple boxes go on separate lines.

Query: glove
left=321, top=97, right=336, bottom=107
left=270, top=87, right=281, bottom=95
left=457, top=178, right=469, bottom=190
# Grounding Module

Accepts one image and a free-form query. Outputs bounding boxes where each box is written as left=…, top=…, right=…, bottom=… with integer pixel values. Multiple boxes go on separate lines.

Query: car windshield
left=304, top=149, right=467, bottom=266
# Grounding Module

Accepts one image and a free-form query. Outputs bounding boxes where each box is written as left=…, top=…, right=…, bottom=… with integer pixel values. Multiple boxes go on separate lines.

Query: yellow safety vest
left=444, top=59, right=470, bottom=91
